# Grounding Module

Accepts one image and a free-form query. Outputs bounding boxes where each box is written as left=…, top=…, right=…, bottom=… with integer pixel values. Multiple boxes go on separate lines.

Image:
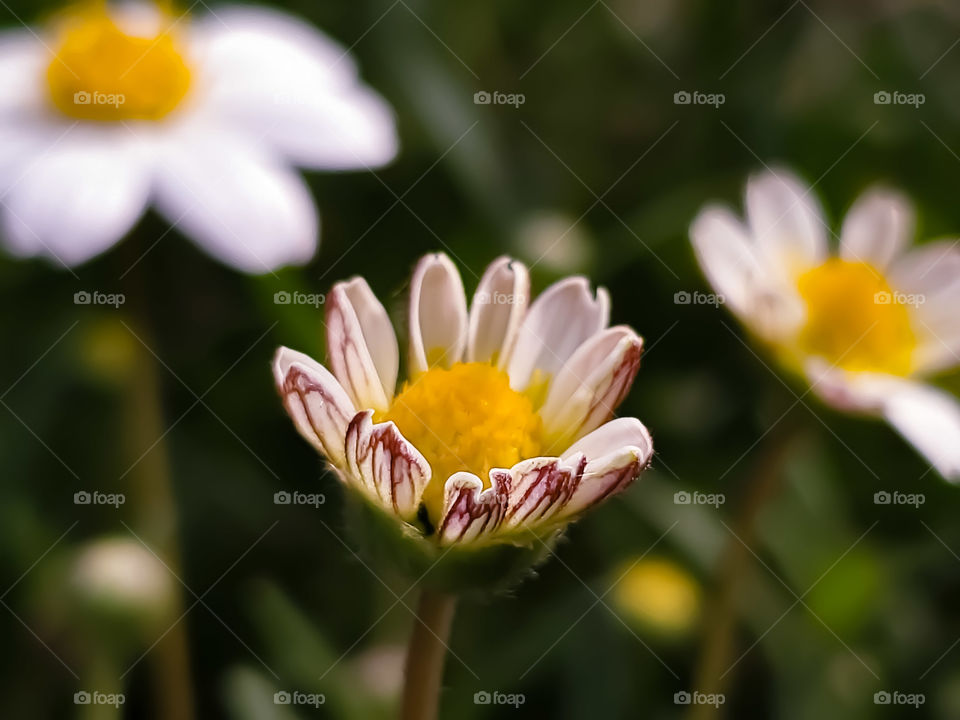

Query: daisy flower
left=691, top=169, right=960, bottom=479
left=0, top=1, right=397, bottom=271
left=272, top=254, right=653, bottom=551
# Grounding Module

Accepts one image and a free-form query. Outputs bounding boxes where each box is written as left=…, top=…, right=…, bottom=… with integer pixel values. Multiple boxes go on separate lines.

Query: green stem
left=121, top=311, right=195, bottom=720
left=687, top=415, right=801, bottom=720
left=77, top=645, right=123, bottom=720
left=400, top=590, right=457, bottom=720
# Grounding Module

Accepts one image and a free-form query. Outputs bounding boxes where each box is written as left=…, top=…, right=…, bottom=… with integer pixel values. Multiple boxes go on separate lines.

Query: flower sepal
left=343, top=491, right=560, bottom=594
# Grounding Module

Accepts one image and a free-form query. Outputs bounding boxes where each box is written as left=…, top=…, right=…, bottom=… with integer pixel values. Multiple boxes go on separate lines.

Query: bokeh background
left=3, top=0, right=960, bottom=717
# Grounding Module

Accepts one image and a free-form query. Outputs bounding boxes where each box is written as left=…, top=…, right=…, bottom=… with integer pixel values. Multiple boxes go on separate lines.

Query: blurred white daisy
left=273, top=253, right=653, bottom=545
left=691, top=169, right=960, bottom=480
left=0, top=1, right=397, bottom=271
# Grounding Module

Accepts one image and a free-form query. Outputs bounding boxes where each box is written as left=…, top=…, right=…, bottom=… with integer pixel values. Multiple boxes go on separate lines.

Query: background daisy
left=691, top=169, right=960, bottom=480
left=0, top=1, right=397, bottom=271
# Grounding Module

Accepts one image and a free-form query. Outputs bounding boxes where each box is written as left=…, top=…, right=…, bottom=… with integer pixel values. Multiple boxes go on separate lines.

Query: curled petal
left=495, top=456, right=587, bottom=531
left=326, top=277, right=398, bottom=412
left=558, top=417, right=654, bottom=519
left=438, top=472, right=508, bottom=544
left=560, top=446, right=650, bottom=520
left=540, top=326, right=643, bottom=451
left=506, top=276, right=610, bottom=393
left=273, top=346, right=355, bottom=467
left=467, top=256, right=530, bottom=367
left=408, top=253, right=468, bottom=376
left=344, top=410, right=430, bottom=519
left=562, top=417, right=653, bottom=460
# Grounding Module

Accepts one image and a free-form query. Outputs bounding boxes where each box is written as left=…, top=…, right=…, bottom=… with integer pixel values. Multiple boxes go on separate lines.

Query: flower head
left=273, top=254, right=652, bottom=572
left=0, top=1, right=397, bottom=271
left=691, top=169, right=960, bottom=479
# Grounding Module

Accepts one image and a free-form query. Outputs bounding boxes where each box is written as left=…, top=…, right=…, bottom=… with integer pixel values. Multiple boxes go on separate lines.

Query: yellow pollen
left=46, top=5, right=192, bottom=122
left=378, top=362, right=543, bottom=525
left=796, top=258, right=915, bottom=375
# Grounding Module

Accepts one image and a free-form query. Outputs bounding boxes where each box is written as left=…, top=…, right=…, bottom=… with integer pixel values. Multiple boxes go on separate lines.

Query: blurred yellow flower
left=612, top=557, right=701, bottom=636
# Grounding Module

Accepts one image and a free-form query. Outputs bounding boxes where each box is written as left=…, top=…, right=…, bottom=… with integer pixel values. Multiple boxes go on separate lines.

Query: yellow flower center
left=46, top=5, right=192, bottom=122
left=378, top=362, right=543, bottom=524
left=796, top=258, right=915, bottom=375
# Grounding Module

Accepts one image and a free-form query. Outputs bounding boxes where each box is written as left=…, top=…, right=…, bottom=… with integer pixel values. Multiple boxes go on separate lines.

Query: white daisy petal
left=539, top=326, right=643, bottom=451
left=190, top=6, right=397, bottom=169
left=806, top=363, right=960, bottom=481
left=546, top=418, right=653, bottom=521
left=466, top=256, right=530, bottom=366
left=273, top=346, right=356, bottom=467
left=690, top=204, right=804, bottom=341
left=506, top=277, right=610, bottom=392
left=913, top=321, right=960, bottom=376
left=326, top=277, right=398, bottom=412
left=0, top=126, right=150, bottom=266
left=801, top=360, right=871, bottom=414
left=438, top=471, right=507, bottom=545
left=494, top=456, right=586, bottom=531
left=0, top=29, right=48, bottom=115
left=408, top=253, right=468, bottom=375
left=344, top=410, right=430, bottom=520
left=561, top=417, right=654, bottom=461
left=886, top=240, right=960, bottom=374
left=890, top=240, right=960, bottom=300
left=153, top=125, right=317, bottom=273
left=840, top=187, right=913, bottom=270
left=745, top=168, right=827, bottom=278
left=881, top=379, right=960, bottom=481
left=559, top=446, right=650, bottom=520
left=690, top=205, right=765, bottom=317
